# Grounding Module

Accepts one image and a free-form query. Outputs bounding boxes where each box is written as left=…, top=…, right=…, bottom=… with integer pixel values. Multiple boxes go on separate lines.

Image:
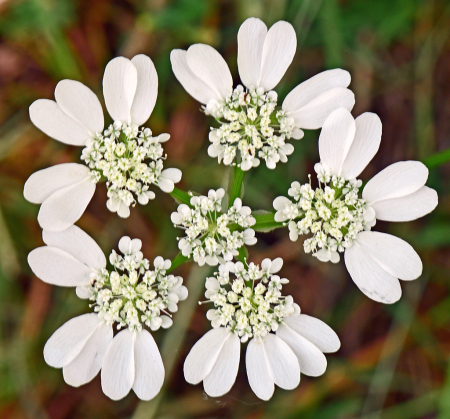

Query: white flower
left=24, top=55, right=181, bottom=231
left=273, top=107, right=438, bottom=303
left=184, top=259, right=339, bottom=400
left=172, top=189, right=257, bottom=266
left=101, top=328, right=164, bottom=401
left=28, top=226, right=188, bottom=399
left=170, top=17, right=354, bottom=170
left=44, top=313, right=112, bottom=387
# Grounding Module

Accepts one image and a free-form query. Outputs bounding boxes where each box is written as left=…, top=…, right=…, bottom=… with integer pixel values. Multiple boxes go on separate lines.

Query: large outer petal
left=29, top=99, right=91, bottom=146
left=276, top=323, right=327, bottom=376
left=283, top=69, right=351, bottom=112
left=237, top=18, right=267, bottom=88
left=344, top=240, right=402, bottom=304
left=130, top=55, right=158, bottom=126
left=28, top=246, right=92, bottom=286
left=186, top=44, right=233, bottom=101
left=340, top=112, right=382, bottom=179
left=363, top=161, right=429, bottom=204
left=282, top=315, right=340, bottom=353
left=184, top=328, right=230, bottom=385
left=259, top=21, right=296, bottom=91
left=24, top=163, right=91, bottom=204
left=369, top=186, right=438, bottom=222
left=103, top=57, right=138, bottom=124
left=54, top=80, right=104, bottom=135
left=43, top=225, right=106, bottom=270
left=246, top=338, right=274, bottom=401
left=63, top=321, right=113, bottom=387
left=170, top=49, right=218, bottom=104
left=132, top=329, right=165, bottom=400
left=287, top=87, right=355, bottom=130
left=203, top=332, right=240, bottom=397
left=318, top=107, right=356, bottom=176
left=263, top=333, right=300, bottom=389
left=38, top=178, right=96, bottom=231
left=44, top=313, right=103, bottom=368
left=355, top=231, right=422, bottom=281
left=101, top=329, right=136, bottom=400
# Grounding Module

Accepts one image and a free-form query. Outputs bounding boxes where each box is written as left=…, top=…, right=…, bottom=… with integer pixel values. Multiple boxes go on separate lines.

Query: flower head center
left=206, top=85, right=296, bottom=171
left=81, top=122, right=170, bottom=216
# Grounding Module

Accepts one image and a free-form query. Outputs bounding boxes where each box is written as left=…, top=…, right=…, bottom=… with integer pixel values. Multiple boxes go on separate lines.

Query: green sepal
left=169, top=187, right=192, bottom=206
left=252, top=210, right=286, bottom=232
left=167, top=252, right=190, bottom=273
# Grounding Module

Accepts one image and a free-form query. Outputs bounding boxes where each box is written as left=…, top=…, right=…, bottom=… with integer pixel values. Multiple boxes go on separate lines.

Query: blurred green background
left=1, top=0, right=450, bottom=418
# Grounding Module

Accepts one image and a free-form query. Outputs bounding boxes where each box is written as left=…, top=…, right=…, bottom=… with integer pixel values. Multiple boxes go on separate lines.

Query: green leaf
left=169, top=187, right=192, bottom=206
left=228, top=166, right=245, bottom=208
left=167, top=253, right=190, bottom=273
left=252, top=210, right=285, bottom=233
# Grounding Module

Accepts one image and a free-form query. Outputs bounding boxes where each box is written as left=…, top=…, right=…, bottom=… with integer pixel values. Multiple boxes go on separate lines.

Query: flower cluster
left=207, top=86, right=299, bottom=171
left=274, top=167, right=370, bottom=263
left=81, top=123, right=171, bottom=218
left=90, top=237, right=188, bottom=331
left=171, top=188, right=257, bottom=266
left=203, top=259, right=300, bottom=342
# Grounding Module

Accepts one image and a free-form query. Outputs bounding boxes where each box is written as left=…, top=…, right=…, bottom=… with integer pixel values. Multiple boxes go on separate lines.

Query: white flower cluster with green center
left=89, top=237, right=188, bottom=332
left=274, top=164, right=373, bottom=263
left=206, top=86, right=302, bottom=171
left=171, top=188, right=257, bottom=266
left=81, top=122, right=170, bottom=218
left=204, top=259, right=300, bottom=342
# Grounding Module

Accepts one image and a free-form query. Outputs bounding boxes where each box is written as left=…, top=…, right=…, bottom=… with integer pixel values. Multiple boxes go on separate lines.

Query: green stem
left=228, top=166, right=245, bottom=208
left=167, top=253, right=190, bottom=273
left=169, top=187, right=192, bottom=206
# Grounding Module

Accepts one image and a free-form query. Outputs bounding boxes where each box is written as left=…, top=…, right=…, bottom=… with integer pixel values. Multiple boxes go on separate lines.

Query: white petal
left=43, top=225, right=106, bottom=270
left=132, top=329, right=165, bottom=400
left=263, top=333, right=300, bottom=388
left=273, top=196, right=291, bottom=210
left=289, top=87, right=355, bottom=130
left=246, top=338, right=274, bottom=401
left=170, top=49, right=218, bottom=104
left=130, top=55, right=158, bottom=126
left=344, top=241, right=402, bottom=304
left=24, top=163, right=91, bottom=204
left=282, top=315, right=340, bottom=353
left=318, top=107, right=356, bottom=176
left=184, top=328, right=229, bottom=385
left=103, top=57, right=138, bottom=124
left=370, top=186, right=438, bottom=222
left=186, top=44, right=233, bottom=101
left=38, top=178, right=96, bottom=232
left=283, top=69, right=351, bottom=113
left=355, top=231, right=422, bottom=281
left=237, top=17, right=267, bottom=88
left=160, top=168, right=182, bottom=183
left=44, top=313, right=103, bottom=368
left=29, top=99, right=91, bottom=146
left=276, top=323, right=327, bottom=376
left=63, top=321, right=113, bottom=387
left=363, top=161, right=429, bottom=204
left=28, top=246, right=92, bottom=286
left=340, top=112, right=382, bottom=179
left=270, top=258, right=283, bottom=273
left=259, top=21, right=296, bottom=91
left=54, top=80, right=104, bottom=135
left=202, top=332, right=240, bottom=397
left=101, top=329, right=135, bottom=401
left=157, top=178, right=174, bottom=193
